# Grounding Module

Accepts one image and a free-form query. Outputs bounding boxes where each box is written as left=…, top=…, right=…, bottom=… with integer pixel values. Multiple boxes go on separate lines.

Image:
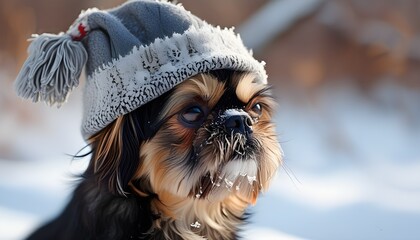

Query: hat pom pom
left=15, top=33, right=87, bottom=106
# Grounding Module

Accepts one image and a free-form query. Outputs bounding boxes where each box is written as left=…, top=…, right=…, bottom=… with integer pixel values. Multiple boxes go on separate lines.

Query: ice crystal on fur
left=190, top=221, right=201, bottom=229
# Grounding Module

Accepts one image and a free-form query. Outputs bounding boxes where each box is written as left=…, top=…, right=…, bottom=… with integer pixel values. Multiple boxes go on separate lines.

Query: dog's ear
left=87, top=114, right=142, bottom=195
left=86, top=91, right=172, bottom=196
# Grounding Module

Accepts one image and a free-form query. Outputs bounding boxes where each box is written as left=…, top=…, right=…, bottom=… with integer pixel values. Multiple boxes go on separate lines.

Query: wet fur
left=26, top=70, right=282, bottom=240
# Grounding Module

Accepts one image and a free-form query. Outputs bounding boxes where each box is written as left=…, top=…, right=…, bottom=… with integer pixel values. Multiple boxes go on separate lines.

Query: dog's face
left=131, top=72, right=282, bottom=204
left=86, top=71, right=282, bottom=237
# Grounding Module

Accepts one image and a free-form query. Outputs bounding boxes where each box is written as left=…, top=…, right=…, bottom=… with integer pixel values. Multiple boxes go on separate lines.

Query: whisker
left=281, top=163, right=301, bottom=189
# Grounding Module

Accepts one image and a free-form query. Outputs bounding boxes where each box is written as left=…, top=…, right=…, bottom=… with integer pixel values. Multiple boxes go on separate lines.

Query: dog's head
left=87, top=70, right=282, bottom=206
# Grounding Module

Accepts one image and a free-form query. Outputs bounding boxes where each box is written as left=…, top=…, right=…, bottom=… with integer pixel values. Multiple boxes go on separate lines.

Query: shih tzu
left=27, top=71, right=281, bottom=239
left=15, top=1, right=282, bottom=240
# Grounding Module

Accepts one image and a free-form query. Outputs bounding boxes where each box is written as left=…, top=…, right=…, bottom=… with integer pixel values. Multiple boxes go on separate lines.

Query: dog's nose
left=224, top=112, right=253, bottom=136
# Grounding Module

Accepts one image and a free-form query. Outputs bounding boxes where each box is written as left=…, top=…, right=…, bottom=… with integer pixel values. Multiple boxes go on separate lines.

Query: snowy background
left=1, top=0, right=420, bottom=239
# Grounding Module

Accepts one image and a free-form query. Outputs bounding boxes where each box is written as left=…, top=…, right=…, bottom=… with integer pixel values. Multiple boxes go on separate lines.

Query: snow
left=1, top=82, right=420, bottom=239
left=0, top=207, right=37, bottom=240
left=190, top=221, right=201, bottom=229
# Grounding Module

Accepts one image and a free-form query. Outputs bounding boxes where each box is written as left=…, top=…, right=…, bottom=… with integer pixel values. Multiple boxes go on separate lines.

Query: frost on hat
left=15, top=0, right=267, bottom=138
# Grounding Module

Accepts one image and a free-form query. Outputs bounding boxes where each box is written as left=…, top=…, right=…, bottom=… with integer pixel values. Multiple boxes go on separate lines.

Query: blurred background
left=1, top=0, right=420, bottom=239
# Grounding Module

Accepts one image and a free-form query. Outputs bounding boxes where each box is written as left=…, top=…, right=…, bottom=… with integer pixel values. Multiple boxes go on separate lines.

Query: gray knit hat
left=15, top=0, right=267, bottom=138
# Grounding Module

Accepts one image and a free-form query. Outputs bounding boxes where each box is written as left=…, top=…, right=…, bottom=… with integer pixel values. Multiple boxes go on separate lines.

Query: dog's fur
left=27, top=70, right=282, bottom=240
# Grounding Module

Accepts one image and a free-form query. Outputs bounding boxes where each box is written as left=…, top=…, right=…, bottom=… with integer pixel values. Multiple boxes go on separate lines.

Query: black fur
left=26, top=180, right=157, bottom=240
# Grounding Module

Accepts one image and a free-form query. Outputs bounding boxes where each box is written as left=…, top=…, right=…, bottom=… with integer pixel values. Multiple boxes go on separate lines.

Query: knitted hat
left=15, top=0, right=267, bottom=139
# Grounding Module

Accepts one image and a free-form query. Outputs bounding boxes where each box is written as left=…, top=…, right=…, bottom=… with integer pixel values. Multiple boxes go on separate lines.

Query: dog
left=26, top=70, right=282, bottom=240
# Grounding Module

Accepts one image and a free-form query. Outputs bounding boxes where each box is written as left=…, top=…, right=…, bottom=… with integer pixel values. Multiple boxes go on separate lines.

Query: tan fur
left=149, top=191, right=249, bottom=240
left=235, top=74, right=267, bottom=104
left=159, top=74, right=226, bottom=121
left=88, top=116, right=126, bottom=195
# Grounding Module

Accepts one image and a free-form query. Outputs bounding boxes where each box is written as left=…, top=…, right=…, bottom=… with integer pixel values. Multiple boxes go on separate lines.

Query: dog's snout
left=224, top=112, right=253, bottom=136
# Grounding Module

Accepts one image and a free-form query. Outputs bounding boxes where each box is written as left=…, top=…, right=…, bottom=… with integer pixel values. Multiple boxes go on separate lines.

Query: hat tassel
left=15, top=33, right=87, bottom=106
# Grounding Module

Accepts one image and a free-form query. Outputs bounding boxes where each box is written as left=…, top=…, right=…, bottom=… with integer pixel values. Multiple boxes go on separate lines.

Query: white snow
left=190, top=221, right=201, bottom=229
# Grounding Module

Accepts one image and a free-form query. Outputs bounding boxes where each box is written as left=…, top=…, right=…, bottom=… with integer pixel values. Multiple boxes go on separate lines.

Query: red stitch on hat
left=72, top=23, right=87, bottom=41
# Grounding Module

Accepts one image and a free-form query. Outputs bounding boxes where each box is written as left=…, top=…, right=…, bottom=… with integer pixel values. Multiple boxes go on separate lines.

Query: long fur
left=26, top=70, right=282, bottom=240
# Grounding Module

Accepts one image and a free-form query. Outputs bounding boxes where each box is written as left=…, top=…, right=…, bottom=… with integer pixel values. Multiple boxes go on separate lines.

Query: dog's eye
left=181, top=106, right=205, bottom=124
left=251, top=103, right=263, bottom=116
